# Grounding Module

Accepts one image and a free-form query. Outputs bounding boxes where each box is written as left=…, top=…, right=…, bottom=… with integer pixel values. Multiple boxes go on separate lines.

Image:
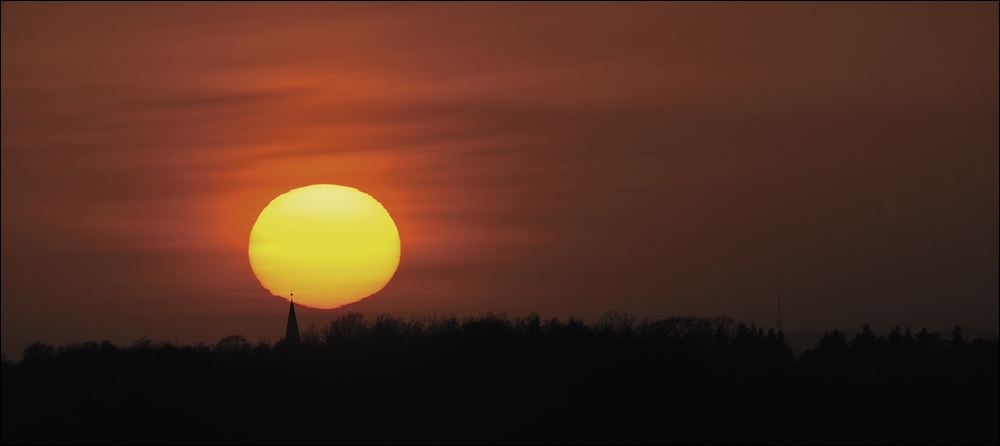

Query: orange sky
left=2, top=3, right=997, bottom=355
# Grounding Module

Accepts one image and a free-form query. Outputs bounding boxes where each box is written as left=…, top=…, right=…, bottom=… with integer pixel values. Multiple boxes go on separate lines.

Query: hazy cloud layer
left=2, top=3, right=997, bottom=355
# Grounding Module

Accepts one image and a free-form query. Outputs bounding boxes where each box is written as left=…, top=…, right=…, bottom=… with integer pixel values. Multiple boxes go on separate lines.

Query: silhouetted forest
left=2, top=313, right=997, bottom=444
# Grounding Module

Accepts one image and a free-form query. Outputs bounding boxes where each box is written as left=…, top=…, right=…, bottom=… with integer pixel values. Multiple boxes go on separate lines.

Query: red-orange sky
left=2, top=3, right=997, bottom=355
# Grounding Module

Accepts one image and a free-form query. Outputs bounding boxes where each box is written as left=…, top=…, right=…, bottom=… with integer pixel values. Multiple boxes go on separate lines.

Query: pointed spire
left=285, top=299, right=300, bottom=345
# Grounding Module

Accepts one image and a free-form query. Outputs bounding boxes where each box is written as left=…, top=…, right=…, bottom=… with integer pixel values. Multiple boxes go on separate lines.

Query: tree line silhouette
left=3, top=312, right=997, bottom=444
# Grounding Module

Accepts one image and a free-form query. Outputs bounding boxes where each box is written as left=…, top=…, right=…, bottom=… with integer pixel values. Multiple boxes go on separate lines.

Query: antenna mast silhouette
left=776, top=284, right=783, bottom=332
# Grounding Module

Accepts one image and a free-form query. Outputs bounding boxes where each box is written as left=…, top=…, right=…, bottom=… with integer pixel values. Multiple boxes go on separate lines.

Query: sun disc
left=248, top=184, right=400, bottom=309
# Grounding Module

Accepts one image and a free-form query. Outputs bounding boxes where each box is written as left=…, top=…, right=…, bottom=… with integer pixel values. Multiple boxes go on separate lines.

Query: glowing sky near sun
left=1, top=3, right=997, bottom=356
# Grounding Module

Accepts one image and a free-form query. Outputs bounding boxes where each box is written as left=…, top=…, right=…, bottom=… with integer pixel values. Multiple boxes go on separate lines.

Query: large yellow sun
left=248, top=184, right=400, bottom=309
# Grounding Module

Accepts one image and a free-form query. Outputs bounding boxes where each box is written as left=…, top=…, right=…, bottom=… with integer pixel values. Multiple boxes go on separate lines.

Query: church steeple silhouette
left=285, top=295, right=300, bottom=345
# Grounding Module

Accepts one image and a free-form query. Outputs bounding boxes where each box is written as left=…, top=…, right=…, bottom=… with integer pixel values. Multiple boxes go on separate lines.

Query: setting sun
left=248, top=184, right=400, bottom=309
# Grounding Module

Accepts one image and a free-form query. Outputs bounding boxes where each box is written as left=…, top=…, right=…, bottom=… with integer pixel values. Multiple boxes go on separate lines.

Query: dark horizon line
left=4, top=312, right=998, bottom=363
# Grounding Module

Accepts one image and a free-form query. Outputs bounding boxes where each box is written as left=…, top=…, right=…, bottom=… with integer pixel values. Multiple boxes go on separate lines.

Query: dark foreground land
left=2, top=313, right=998, bottom=444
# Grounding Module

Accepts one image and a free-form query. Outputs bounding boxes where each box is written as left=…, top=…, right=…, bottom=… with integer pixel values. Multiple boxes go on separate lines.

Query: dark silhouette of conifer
left=888, top=325, right=903, bottom=349
left=916, top=328, right=932, bottom=352
left=850, top=323, right=883, bottom=364
left=949, top=325, right=966, bottom=350
left=816, top=329, right=848, bottom=356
